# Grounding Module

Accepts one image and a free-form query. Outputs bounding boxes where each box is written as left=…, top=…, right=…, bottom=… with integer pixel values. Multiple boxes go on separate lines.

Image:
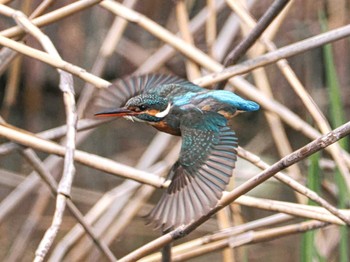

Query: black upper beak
left=94, top=108, right=138, bottom=117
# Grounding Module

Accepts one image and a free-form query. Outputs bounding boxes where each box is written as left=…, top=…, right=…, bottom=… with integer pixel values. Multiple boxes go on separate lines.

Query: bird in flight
left=93, top=74, right=259, bottom=231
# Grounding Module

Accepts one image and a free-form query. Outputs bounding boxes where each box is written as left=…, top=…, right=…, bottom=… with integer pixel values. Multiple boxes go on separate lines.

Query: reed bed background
left=0, top=0, right=349, bottom=261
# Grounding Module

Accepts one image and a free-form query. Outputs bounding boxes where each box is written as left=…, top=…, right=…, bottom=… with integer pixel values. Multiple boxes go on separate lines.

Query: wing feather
left=147, top=111, right=237, bottom=230
left=86, top=73, right=196, bottom=117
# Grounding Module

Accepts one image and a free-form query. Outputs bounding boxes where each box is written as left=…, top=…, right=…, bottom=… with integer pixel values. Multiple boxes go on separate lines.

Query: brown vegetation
left=0, top=0, right=349, bottom=261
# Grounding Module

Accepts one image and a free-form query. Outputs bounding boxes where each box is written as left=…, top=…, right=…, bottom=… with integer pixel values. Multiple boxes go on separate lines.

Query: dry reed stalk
left=60, top=2, right=167, bottom=257
left=0, top=123, right=166, bottom=187
left=98, top=2, right=350, bottom=238
left=50, top=184, right=137, bottom=261
left=20, top=149, right=116, bottom=261
left=0, top=6, right=78, bottom=260
left=0, top=168, right=25, bottom=187
left=0, top=5, right=139, bottom=255
left=66, top=188, right=136, bottom=261
left=0, top=2, right=178, bottom=260
left=0, top=119, right=110, bottom=155
left=0, top=94, right=346, bottom=242
left=215, top=0, right=290, bottom=89
left=77, top=0, right=139, bottom=117
left=45, top=2, right=139, bottom=258
left=140, top=213, right=293, bottom=261
left=206, top=0, right=216, bottom=57
left=229, top=0, right=350, bottom=199
left=0, top=0, right=103, bottom=38
left=213, top=0, right=257, bottom=62
left=234, top=0, right=303, bottom=186
left=5, top=185, right=50, bottom=261
left=2, top=55, right=21, bottom=118
left=101, top=0, right=350, bottom=166
left=0, top=0, right=102, bottom=76
left=0, top=3, right=226, bottom=231
left=53, top=128, right=172, bottom=259
left=235, top=195, right=348, bottom=225
left=0, top=0, right=55, bottom=75
left=118, top=119, right=350, bottom=261
left=175, top=0, right=201, bottom=80
left=136, top=0, right=227, bottom=74
left=2, top=2, right=348, bottom=169
left=0, top=1, right=348, bottom=260
left=69, top=140, right=180, bottom=261
left=0, top=155, right=60, bottom=224
left=29, top=0, right=55, bottom=18
left=0, top=46, right=19, bottom=75
left=216, top=208, right=235, bottom=261
left=0, top=0, right=13, bottom=4
left=169, top=220, right=328, bottom=261
left=215, top=120, right=350, bottom=226
left=0, top=94, right=344, bottom=229
left=237, top=147, right=350, bottom=225
left=0, top=34, right=111, bottom=88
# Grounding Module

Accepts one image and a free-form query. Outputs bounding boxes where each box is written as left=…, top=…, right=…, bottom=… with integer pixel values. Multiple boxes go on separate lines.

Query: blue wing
left=196, top=90, right=259, bottom=112
left=147, top=110, right=237, bottom=230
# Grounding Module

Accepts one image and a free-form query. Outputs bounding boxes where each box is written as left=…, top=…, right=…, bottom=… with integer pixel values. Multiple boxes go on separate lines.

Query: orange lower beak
left=94, top=108, right=139, bottom=117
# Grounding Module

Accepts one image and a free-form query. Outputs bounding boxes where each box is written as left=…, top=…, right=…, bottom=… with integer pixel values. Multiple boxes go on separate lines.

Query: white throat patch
left=155, top=103, right=172, bottom=118
left=123, top=116, right=135, bottom=122
left=123, top=116, right=146, bottom=123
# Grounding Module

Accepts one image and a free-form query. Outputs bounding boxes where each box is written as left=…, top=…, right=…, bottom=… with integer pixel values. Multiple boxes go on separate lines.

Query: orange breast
left=150, top=121, right=181, bottom=136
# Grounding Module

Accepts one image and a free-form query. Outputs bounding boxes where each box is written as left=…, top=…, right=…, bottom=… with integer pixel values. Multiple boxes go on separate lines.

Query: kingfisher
left=93, top=74, right=259, bottom=230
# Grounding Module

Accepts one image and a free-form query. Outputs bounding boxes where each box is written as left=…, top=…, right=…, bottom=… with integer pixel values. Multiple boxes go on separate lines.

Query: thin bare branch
left=237, top=147, right=350, bottom=225
left=101, top=0, right=350, bottom=166
left=0, top=5, right=78, bottom=260
left=175, top=0, right=201, bottom=80
left=0, top=123, right=166, bottom=187
left=215, top=0, right=290, bottom=89
left=140, top=213, right=292, bottom=262
left=20, top=149, right=116, bottom=261
left=0, top=0, right=103, bottom=38
left=0, top=34, right=111, bottom=88
left=229, top=0, right=350, bottom=198
left=118, top=120, right=350, bottom=261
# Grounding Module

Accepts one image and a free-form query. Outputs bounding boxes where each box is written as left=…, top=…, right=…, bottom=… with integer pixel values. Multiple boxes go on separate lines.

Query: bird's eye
left=139, top=105, right=147, bottom=111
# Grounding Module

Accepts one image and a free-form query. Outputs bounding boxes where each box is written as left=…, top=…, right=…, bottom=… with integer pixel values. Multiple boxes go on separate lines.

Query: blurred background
left=0, top=0, right=349, bottom=261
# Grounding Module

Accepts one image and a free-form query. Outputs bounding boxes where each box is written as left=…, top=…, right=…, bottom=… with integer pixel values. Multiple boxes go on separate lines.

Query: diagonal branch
left=215, top=0, right=290, bottom=89
left=0, top=123, right=166, bottom=187
left=20, top=149, right=117, bottom=261
left=118, top=120, right=350, bottom=261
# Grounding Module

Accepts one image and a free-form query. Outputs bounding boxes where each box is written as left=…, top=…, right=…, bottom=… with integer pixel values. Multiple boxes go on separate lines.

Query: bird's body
left=93, top=74, right=259, bottom=230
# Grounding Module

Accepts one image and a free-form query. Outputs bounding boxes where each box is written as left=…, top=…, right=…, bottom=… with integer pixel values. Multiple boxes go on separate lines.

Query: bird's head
left=94, top=94, right=172, bottom=123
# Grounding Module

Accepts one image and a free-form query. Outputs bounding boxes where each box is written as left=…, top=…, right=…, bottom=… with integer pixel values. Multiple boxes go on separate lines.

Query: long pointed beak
left=94, top=108, right=138, bottom=118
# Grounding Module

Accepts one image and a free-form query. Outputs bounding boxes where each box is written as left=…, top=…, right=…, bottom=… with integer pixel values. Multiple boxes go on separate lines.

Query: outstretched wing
left=86, top=74, right=199, bottom=117
left=147, top=110, right=237, bottom=230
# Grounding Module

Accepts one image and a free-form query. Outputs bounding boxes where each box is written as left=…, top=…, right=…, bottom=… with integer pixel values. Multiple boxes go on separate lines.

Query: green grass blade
left=301, top=152, right=322, bottom=262
left=320, top=12, right=348, bottom=149
left=319, top=10, right=349, bottom=262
